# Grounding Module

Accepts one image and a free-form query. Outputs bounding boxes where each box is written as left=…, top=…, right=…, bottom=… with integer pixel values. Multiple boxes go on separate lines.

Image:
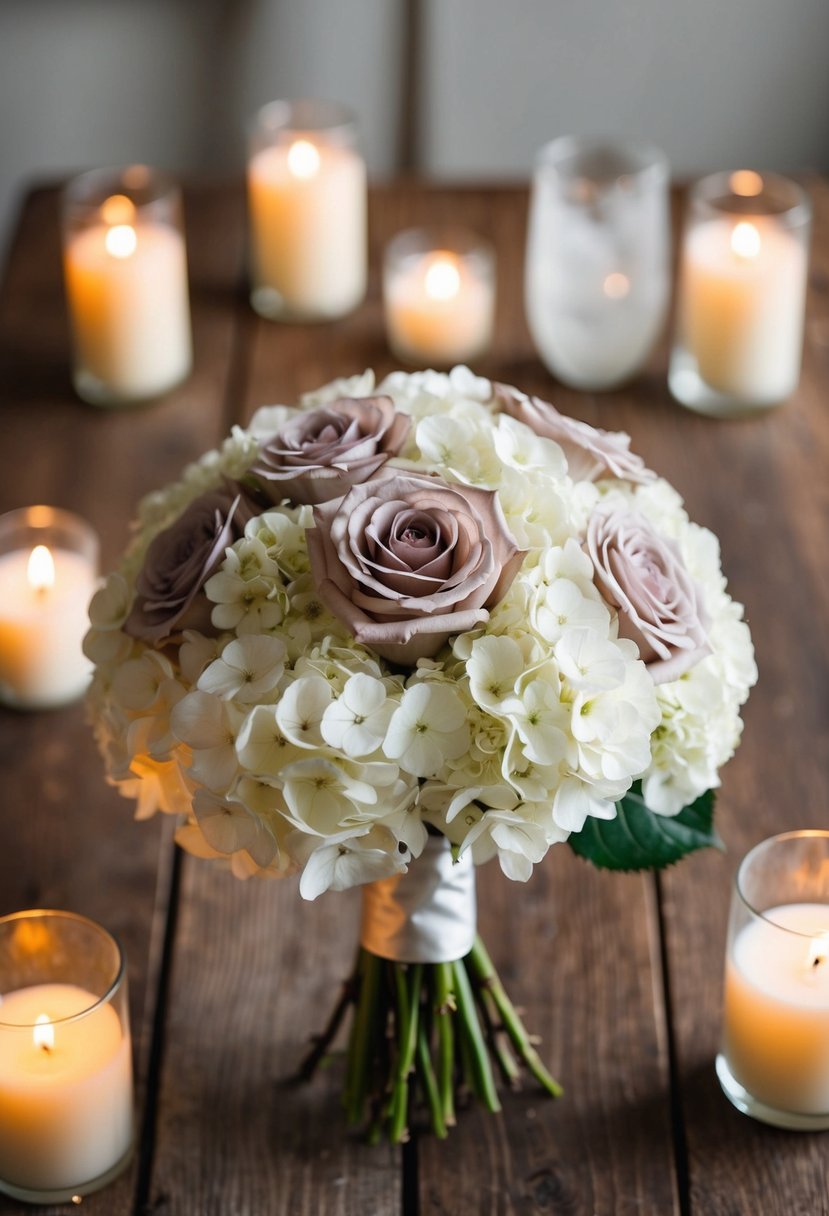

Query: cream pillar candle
left=717, top=830, right=829, bottom=1130
left=383, top=229, right=495, bottom=366
left=0, top=910, right=134, bottom=1203
left=670, top=171, right=811, bottom=416
left=679, top=219, right=807, bottom=400
left=248, top=100, right=367, bottom=321
left=0, top=506, right=98, bottom=710
left=62, top=168, right=192, bottom=406
left=722, top=904, right=829, bottom=1117
left=0, top=984, right=133, bottom=1196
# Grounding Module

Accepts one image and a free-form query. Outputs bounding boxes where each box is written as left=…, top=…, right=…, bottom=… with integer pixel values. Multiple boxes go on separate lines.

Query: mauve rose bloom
left=124, top=486, right=254, bottom=644
left=587, top=506, right=711, bottom=683
left=307, top=472, right=526, bottom=665
left=250, top=396, right=411, bottom=506
left=495, top=385, right=653, bottom=484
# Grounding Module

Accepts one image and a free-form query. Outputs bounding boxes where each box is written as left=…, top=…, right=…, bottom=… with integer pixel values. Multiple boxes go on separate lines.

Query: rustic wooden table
left=1, top=178, right=828, bottom=1216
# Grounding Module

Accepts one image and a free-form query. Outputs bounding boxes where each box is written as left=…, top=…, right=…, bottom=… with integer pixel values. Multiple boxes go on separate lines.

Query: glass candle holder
left=0, top=910, right=134, bottom=1203
left=717, top=830, right=829, bottom=1130
left=383, top=227, right=495, bottom=367
left=669, top=171, right=811, bottom=417
left=525, top=136, right=670, bottom=391
left=247, top=99, right=368, bottom=322
left=0, top=505, right=98, bottom=710
left=62, top=165, right=193, bottom=407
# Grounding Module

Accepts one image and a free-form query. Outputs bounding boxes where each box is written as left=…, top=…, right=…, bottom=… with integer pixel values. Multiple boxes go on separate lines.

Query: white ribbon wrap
left=360, top=835, right=477, bottom=963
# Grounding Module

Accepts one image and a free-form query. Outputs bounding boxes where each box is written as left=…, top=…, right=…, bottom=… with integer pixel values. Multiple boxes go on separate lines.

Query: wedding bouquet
left=86, top=367, right=756, bottom=1140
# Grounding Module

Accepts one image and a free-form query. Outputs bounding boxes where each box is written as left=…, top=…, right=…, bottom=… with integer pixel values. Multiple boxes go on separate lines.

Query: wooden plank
left=148, top=861, right=400, bottom=1216
left=0, top=181, right=246, bottom=1215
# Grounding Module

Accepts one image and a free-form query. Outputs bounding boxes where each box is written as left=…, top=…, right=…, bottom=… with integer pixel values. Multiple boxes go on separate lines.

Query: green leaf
left=567, top=784, right=721, bottom=872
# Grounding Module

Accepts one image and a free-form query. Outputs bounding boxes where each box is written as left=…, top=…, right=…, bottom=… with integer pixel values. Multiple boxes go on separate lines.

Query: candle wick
left=40, top=1041, right=52, bottom=1055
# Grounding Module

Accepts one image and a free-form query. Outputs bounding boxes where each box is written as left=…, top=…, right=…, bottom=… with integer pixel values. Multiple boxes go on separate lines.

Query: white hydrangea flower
left=384, top=683, right=469, bottom=777
left=321, top=674, right=396, bottom=757
left=198, top=636, right=286, bottom=703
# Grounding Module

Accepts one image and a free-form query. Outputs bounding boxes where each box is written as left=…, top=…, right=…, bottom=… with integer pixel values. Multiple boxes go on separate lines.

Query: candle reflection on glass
left=0, top=506, right=98, bottom=710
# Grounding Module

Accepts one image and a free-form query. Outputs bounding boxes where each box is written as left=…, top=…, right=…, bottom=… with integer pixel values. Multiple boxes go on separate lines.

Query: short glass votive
left=669, top=171, right=811, bottom=417
left=247, top=99, right=368, bottom=322
left=525, top=135, right=670, bottom=391
left=717, top=830, right=829, bottom=1130
left=62, top=165, right=193, bottom=407
left=0, top=910, right=134, bottom=1203
left=383, top=227, right=496, bottom=367
left=0, top=505, right=98, bottom=711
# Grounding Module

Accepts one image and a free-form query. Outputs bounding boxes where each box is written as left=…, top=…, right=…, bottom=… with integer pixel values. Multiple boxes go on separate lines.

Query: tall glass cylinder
left=247, top=99, right=368, bottom=322
left=0, top=910, right=134, bottom=1202
left=669, top=171, right=811, bottom=416
left=717, top=831, right=829, bottom=1130
left=62, top=165, right=192, bottom=407
left=525, top=136, right=670, bottom=391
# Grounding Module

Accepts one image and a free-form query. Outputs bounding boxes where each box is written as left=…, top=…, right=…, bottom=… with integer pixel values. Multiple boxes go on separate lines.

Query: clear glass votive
left=525, top=135, right=670, bottom=391
left=62, top=165, right=193, bottom=407
left=383, top=227, right=496, bottom=367
left=247, top=99, right=368, bottom=322
left=0, top=910, right=134, bottom=1203
left=717, top=830, right=829, bottom=1130
left=669, top=171, right=811, bottom=417
left=0, top=505, right=99, bottom=711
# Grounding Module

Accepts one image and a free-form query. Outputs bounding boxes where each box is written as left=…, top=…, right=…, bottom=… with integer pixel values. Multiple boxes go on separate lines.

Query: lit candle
left=670, top=171, right=811, bottom=414
left=384, top=229, right=495, bottom=366
left=247, top=101, right=367, bottom=321
left=63, top=169, right=192, bottom=406
left=722, top=904, right=829, bottom=1116
left=0, top=984, right=133, bottom=1197
left=0, top=506, right=98, bottom=710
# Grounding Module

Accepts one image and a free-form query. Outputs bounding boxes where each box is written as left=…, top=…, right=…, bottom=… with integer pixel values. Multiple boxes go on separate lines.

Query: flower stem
left=468, top=936, right=563, bottom=1098
left=453, top=958, right=501, bottom=1113
left=344, top=949, right=382, bottom=1125
left=389, top=963, right=423, bottom=1143
left=434, top=961, right=456, bottom=1126
left=417, top=1020, right=448, bottom=1139
left=478, top=983, right=521, bottom=1089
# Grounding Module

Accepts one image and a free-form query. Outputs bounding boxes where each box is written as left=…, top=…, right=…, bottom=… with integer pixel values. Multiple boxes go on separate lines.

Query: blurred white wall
left=418, top=0, right=829, bottom=179
left=1, top=0, right=827, bottom=258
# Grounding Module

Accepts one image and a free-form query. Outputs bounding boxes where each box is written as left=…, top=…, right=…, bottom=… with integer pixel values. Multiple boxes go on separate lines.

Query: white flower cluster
left=86, top=368, right=755, bottom=898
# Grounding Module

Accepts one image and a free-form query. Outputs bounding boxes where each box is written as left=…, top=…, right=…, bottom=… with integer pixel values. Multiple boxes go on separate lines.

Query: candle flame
left=603, top=272, right=630, bottom=300
left=424, top=256, right=461, bottom=302
left=807, top=932, right=829, bottom=970
left=33, top=1014, right=54, bottom=1053
left=287, top=140, right=321, bottom=179
left=730, top=170, right=763, bottom=198
left=105, top=224, right=138, bottom=259
left=27, top=544, right=55, bottom=593
left=731, top=222, right=761, bottom=260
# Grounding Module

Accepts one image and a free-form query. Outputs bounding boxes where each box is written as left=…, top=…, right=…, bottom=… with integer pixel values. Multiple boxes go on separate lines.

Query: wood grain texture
left=3, top=178, right=828, bottom=1216
left=0, top=182, right=246, bottom=1215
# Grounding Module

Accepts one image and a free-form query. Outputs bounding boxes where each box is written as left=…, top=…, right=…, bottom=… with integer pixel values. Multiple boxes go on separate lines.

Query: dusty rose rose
left=249, top=396, right=411, bottom=506
left=587, top=506, right=711, bottom=683
left=307, top=472, right=526, bottom=664
left=495, top=385, right=653, bottom=484
left=124, top=486, right=254, bottom=644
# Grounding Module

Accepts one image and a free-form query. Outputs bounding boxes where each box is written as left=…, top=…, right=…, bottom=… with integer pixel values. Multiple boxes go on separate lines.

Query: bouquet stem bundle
left=298, top=936, right=562, bottom=1142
